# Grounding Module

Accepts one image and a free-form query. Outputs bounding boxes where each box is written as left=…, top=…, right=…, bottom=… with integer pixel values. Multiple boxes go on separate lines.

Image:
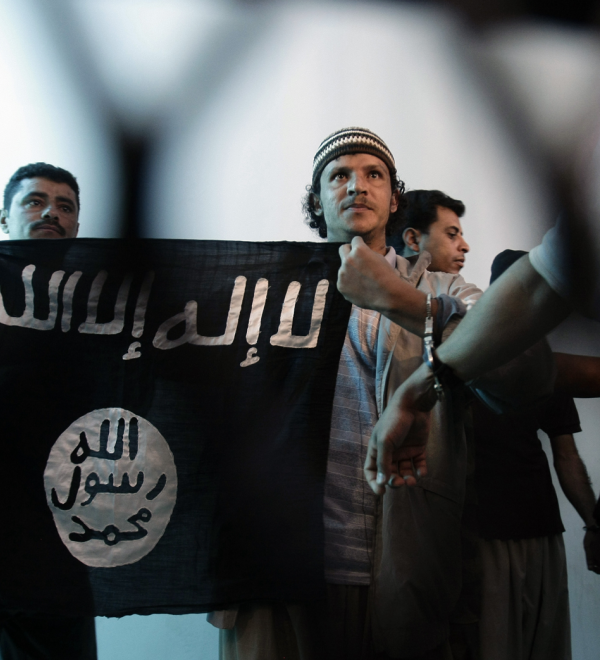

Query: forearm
left=554, top=353, right=600, bottom=397
left=374, top=282, right=436, bottom=338
left=556, top=464, right=596, bottom=526
left=552, top=438, right=596, bottom=526
left=436, top=256, right=571, bottom=382
left=469, top=338, right=556, bottom=412
left=337, top=237, right=437, bottom=337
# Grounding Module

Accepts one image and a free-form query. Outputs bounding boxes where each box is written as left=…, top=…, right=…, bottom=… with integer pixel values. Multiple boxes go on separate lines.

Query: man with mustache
left=216, top=128, right=489, bottom=660
left=0, top=163, right=95, bottom=660
left=0, top=162, right=80, bottom=240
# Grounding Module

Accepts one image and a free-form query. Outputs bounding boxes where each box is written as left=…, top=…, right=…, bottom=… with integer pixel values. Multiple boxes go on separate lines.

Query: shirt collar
left=384, top=246, right=397, bottom=267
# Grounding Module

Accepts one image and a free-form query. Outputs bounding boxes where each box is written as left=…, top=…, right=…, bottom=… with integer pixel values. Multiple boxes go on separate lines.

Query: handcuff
left=422, top=293, right=461, bottom=400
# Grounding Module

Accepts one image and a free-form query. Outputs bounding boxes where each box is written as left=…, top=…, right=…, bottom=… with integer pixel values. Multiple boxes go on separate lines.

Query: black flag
left=0, top=239, right=351, bottom=617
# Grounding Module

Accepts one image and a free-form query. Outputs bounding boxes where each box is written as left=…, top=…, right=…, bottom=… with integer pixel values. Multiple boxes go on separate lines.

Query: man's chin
left=341, top=216, right=383, bottom=236
left=429, top=262, right=463, bottom=274
left=30, top=228, right=65, bottom=239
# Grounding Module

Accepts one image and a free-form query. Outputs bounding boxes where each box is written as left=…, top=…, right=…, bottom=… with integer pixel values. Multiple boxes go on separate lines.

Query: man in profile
left=388, top=189, right=470, bottom=275
left=392, top=191, right=592, bottom=659
left=0, top=163, right=96, bottom=659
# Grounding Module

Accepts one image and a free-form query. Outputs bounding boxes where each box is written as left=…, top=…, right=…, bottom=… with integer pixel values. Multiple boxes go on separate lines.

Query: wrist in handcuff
left=423, top=293, right=462, bottom=400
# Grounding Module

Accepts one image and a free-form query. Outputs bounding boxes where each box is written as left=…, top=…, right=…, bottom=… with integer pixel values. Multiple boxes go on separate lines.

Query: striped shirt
left=323, top=247, right=397, bottom=585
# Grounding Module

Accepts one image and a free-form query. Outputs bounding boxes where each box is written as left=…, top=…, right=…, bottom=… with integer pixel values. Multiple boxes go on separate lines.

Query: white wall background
left=145, top=2, right=548, bottom=292
left=0, top=0, right=121, bottom=238
left=0, top=1, right=599, bottom=658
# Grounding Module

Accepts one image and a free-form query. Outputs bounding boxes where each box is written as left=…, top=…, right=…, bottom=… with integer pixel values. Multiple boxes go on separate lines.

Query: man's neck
left=328, top=231, right=387, bottom=255
left=364, top=234, right=387, bottom=255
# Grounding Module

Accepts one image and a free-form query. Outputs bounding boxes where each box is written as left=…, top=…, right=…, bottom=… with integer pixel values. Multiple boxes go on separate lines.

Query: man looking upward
left=0, top=163, right=95, bottom=660
left=306, top=134, right=403, bottom=253
left=1, top=162, right=80, bottom=240
left=217, top=128, right=483, bottom=660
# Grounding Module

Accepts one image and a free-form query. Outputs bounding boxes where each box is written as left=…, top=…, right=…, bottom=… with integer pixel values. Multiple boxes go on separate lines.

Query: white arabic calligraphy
left=0, top=266, right=330, bottom=354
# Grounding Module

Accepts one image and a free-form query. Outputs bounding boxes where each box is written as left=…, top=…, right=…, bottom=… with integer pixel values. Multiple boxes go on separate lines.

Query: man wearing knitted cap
left=213, top=128, right=492, bottom=660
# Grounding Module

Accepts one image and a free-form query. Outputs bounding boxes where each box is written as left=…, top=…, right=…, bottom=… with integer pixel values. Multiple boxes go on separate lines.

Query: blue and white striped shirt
left=323, top=247, right=397, bottom=585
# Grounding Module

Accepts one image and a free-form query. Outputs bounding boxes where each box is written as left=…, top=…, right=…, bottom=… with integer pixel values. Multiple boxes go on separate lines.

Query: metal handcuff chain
left=423, top=293, right=445, bottom=401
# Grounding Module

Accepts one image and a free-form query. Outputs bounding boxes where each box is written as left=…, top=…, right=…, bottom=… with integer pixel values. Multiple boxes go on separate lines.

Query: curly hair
left=302, top=168, right=408, bottom=239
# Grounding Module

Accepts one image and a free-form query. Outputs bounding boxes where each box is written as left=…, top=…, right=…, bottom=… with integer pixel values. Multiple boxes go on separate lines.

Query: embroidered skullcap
left=312, top=127, right=396, bottom=187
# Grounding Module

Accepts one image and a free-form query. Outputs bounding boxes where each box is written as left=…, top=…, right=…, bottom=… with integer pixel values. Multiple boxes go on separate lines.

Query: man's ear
left=311, top=193, right=323, bottom=217
left=403, top=227, right=421, bottom=253
left=0, top=210, right=9, bottom=235
left=390, top=190, right=400, bottom=214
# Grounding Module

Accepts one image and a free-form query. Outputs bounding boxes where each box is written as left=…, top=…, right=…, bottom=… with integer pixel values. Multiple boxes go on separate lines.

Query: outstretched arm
left=436, top=255, right=571, bottom=381
left=365, top=255, right=572, bottom=495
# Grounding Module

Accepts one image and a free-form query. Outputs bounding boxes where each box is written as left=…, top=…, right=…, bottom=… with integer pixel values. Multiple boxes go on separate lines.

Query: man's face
left=418, top=206, right=469, bottom=274
left=0, top=177, right=79, bottom=240
left=315, top=153, right=398, bottom=247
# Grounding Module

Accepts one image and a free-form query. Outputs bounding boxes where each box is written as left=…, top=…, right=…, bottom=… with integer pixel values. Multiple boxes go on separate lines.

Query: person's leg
left=477, top=535, right=571, bottom=660
left=219, top=603, right=296, bottom=660
left=219, top=601, right=323, bottom=660
left=219, top=586, right=378, bottom=660
left=477, top=538, right=524, bottom=660
left=316, top=585, right=453, bottom=660
left=523, top=534, right=571, bottom=660
left=313, top=584, right=372, bottom=660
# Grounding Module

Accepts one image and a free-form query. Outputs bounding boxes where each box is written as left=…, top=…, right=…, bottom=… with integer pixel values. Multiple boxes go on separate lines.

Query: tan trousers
left=219, top=584, right=452, bottom=660
left=477, top=534, right=571, bottom=660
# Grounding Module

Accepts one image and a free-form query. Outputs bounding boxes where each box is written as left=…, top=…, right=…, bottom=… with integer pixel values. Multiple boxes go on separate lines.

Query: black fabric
left=0, top=238, right=351, bottom=618
left=0, top=614, right=96, bottom=660
left=472, top=393, right=581, bottom=540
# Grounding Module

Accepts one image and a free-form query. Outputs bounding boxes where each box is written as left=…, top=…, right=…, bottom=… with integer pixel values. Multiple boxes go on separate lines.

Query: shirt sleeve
left=529, top=217, right=572, bottom=301
left=421, top=271, right=483, bottom=345
left=538, top=393, right=582, bottom=437
left=433, top=294, right=467, bottom=346
left=447, top=274, right=483, bottom=311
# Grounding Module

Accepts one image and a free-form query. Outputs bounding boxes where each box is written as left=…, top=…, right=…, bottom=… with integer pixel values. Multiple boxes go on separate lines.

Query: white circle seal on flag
left=44, top=408, right=177, bottom=568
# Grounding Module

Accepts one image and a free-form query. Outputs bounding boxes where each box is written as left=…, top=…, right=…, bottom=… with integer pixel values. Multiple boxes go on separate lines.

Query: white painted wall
left=0, top=0, right=120, bottom=238
left=547, top=314, right=600, bottom=659
left=145, top=2, right=548, bottom=293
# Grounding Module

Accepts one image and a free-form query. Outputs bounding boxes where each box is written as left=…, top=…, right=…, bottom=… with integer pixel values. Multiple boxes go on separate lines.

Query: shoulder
left=394, top=252, right=430, bottom=284
left=421, top=270, right=483, bottom=307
